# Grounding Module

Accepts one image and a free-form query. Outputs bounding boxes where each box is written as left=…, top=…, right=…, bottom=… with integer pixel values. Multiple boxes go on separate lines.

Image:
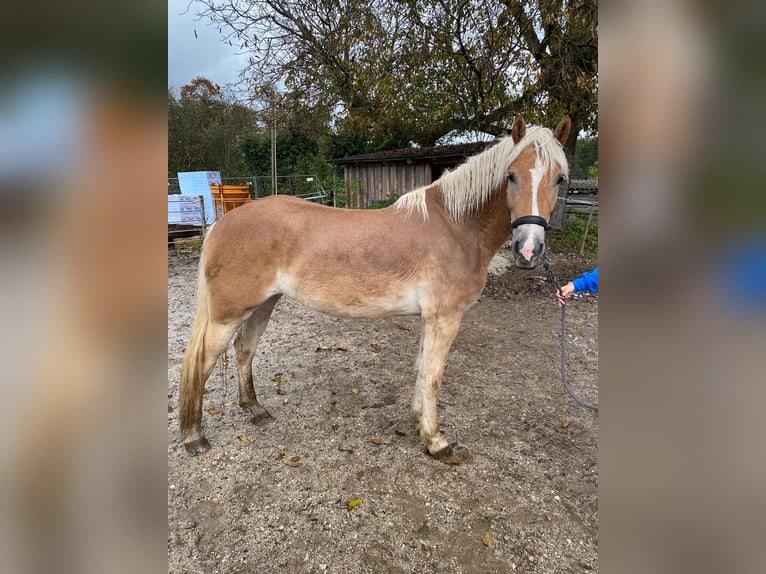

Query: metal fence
left=563, top=194, right=598, bottom=255
left=168, top=177, right=255, bottom=195
left=169, top=175, right=331, bottom=204
left=252, top=174, right=330, bottom=203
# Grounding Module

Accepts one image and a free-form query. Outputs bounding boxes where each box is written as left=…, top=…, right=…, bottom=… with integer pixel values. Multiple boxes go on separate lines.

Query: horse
left=179, top=116, right=571, bottom=463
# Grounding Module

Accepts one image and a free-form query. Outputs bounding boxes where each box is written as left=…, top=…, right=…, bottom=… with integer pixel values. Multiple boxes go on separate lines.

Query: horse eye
left=508, top=172, right=517, bottom=184
left=556, top=175, right=567, bottom=186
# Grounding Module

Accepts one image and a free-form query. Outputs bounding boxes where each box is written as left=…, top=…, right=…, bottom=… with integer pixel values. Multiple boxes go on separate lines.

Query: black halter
left=509, top=214, right=550, bottom=230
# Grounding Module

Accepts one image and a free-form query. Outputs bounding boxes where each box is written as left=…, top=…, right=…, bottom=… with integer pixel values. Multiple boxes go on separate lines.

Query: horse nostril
left=512, top=240, right=520, bottom=253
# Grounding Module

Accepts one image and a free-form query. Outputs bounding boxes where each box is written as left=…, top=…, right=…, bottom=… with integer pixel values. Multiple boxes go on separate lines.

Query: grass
left=174, top=238, right=204, bottom=251
left=547, top=216, right=598, bottom=258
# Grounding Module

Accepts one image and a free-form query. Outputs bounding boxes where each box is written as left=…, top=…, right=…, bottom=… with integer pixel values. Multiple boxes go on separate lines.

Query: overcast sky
left=168, top=0, right=250, bottom=94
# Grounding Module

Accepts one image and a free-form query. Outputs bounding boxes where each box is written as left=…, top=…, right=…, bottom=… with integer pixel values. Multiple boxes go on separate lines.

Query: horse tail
left=179, top=238, right=212, bottom=442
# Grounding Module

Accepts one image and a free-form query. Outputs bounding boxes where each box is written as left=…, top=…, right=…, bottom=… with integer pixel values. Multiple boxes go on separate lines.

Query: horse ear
left=512, top=116, right=526, bottom=143
left=554, top=116, right=572, bottom=146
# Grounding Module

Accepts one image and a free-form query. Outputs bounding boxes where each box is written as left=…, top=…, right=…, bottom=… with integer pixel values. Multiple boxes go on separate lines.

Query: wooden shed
left=331, top=141, right=493, bottom=209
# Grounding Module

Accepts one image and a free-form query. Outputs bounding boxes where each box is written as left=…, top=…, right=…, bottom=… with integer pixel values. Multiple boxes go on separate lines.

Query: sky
left=167, top=0, right=250, bottom=95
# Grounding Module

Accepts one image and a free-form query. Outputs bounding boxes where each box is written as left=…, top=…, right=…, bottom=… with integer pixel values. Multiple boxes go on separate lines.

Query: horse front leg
left=411, top=313, right=472, bottom=463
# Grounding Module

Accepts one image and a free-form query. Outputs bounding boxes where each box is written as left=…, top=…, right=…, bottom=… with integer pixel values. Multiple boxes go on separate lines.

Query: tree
left=168, top=77, right=257, bottom=177
left=503, top=0, right=598, bottom=158
left=240, top=97, right=342, bottom=195
left=191, top=0, right=597, bottom=149
left=571, top=136, right=598, bottom=179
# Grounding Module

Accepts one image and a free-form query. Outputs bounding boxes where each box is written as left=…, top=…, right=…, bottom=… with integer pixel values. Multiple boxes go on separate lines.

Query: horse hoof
left=184, top=437, right=211, bottom=454
left=249, top=410, right=274, bottom=425
left=243, top=402, right=274, bottom=424
left=432, top=443, right=474, bottom=465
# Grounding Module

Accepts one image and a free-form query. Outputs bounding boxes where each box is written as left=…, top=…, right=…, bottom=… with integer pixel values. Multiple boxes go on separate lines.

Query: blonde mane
left=395, top=126, right=568, bottom=221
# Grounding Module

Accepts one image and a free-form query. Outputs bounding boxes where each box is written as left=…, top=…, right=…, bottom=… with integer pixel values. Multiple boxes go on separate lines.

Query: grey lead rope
left=541, top=255, right=599, bottom=412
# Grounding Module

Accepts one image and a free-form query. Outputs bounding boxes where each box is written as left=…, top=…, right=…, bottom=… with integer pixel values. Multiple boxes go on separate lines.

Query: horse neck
left=471, top=188, right=512, bottom=266
left=428, top=183, right=510, bottom=267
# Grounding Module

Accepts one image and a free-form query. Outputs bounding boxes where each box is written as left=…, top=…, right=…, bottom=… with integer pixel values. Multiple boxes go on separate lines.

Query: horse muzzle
left=511, top=223, right=547, bottom=269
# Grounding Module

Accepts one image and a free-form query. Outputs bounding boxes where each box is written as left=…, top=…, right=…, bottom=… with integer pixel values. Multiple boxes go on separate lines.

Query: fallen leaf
left=347, top=498, right=363, bottom=511
left=562, top=420, right=570, bottom=429
left=335, top=347, right=348, bottom=352
left=282, top=457, right=301, bottom=468
left=315, top=344, right=329, bottom=352
left=394, top=429, right=408, bottom=437
left=271, top=374, right=283, bottom=382
left=224, top=401, right=235, bottom=407
left=351, top=388, right=359, bottom=394
left=282, top=398, right=289, bottom=404
left=238, top=436, right=249, bottom=442
left=207, top=408, right=221, bottom=415
left=482, top=532, right=496, bottom=549
left=367, top=438, right=387, bottom=445
left=277, top=389, right=288, bottom=395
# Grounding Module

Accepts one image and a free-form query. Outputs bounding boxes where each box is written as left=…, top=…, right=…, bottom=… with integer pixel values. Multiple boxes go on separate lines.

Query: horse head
left=506, top=116, right=571, bottom=269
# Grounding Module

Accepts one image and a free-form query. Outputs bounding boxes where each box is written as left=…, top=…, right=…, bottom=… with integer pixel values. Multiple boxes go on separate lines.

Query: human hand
left=556, top=282, right=575, bottom=308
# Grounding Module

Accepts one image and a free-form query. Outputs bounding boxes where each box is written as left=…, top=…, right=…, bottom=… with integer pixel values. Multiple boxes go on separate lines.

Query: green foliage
left=571, top=137, right=598, bottom=180
left=548, top=216, right=598, bottom=258
left=366, top=193, right=398, bottom=210
left=587, top=160, right=598, bottom=180
left=240, top=127, right=341, bottom=197
left=239, top=132, right=271, bottom=178
left=168, top=78, right=256, bottom=177
left=333, top=184, right=347, bottom=208
left=326, top=133, right=411, bottom=159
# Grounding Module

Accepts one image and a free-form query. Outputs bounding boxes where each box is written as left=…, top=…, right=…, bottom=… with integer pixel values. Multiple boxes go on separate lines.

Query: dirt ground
left=168, top=244, right=598, bottom=574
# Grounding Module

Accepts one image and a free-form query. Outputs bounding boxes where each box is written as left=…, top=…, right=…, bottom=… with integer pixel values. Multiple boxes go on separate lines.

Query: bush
left=333, top=186, right=347, bottom=208
left=366, top=193, right=399, bottom=210
left=548, top=215, right=598, bottom=257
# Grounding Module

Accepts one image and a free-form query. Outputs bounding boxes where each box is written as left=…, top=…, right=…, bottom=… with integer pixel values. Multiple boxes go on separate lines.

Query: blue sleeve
left=572, top=267, right=598, bottom=293
left=713, top=238, right=766, bottom=313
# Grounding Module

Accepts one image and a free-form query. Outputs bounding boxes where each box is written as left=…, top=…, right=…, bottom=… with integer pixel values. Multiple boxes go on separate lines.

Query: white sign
left=176, top=171, right=221, bottom=224
left=168, top=195, right=203, bottom=225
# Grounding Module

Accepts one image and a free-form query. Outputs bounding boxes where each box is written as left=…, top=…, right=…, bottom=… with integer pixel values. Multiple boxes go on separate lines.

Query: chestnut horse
left=179, top=116, right=571, bottom=462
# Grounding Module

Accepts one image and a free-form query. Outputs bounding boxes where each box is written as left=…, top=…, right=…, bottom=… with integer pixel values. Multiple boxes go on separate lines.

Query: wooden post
left=198, top=195, right=207, bottom=237
left=271, top=120, right=277, bottom=195
left=579, top=203, right=595, bottom=256
left=550, top=182, right=569, bottom=230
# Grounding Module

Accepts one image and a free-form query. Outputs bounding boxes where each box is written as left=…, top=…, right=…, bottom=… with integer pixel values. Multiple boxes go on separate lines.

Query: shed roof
left=330, top=141, right=496, bottom=165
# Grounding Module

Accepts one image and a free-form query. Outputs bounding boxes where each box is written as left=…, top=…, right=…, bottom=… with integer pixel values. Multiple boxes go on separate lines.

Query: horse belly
left=276, top=272, right=422, bottom=319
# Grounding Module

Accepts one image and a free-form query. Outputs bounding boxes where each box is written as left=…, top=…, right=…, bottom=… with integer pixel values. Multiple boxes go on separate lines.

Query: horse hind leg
left=234, top=295, right=281, bottom=423
left=180, top=319, right=240, bottom=453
